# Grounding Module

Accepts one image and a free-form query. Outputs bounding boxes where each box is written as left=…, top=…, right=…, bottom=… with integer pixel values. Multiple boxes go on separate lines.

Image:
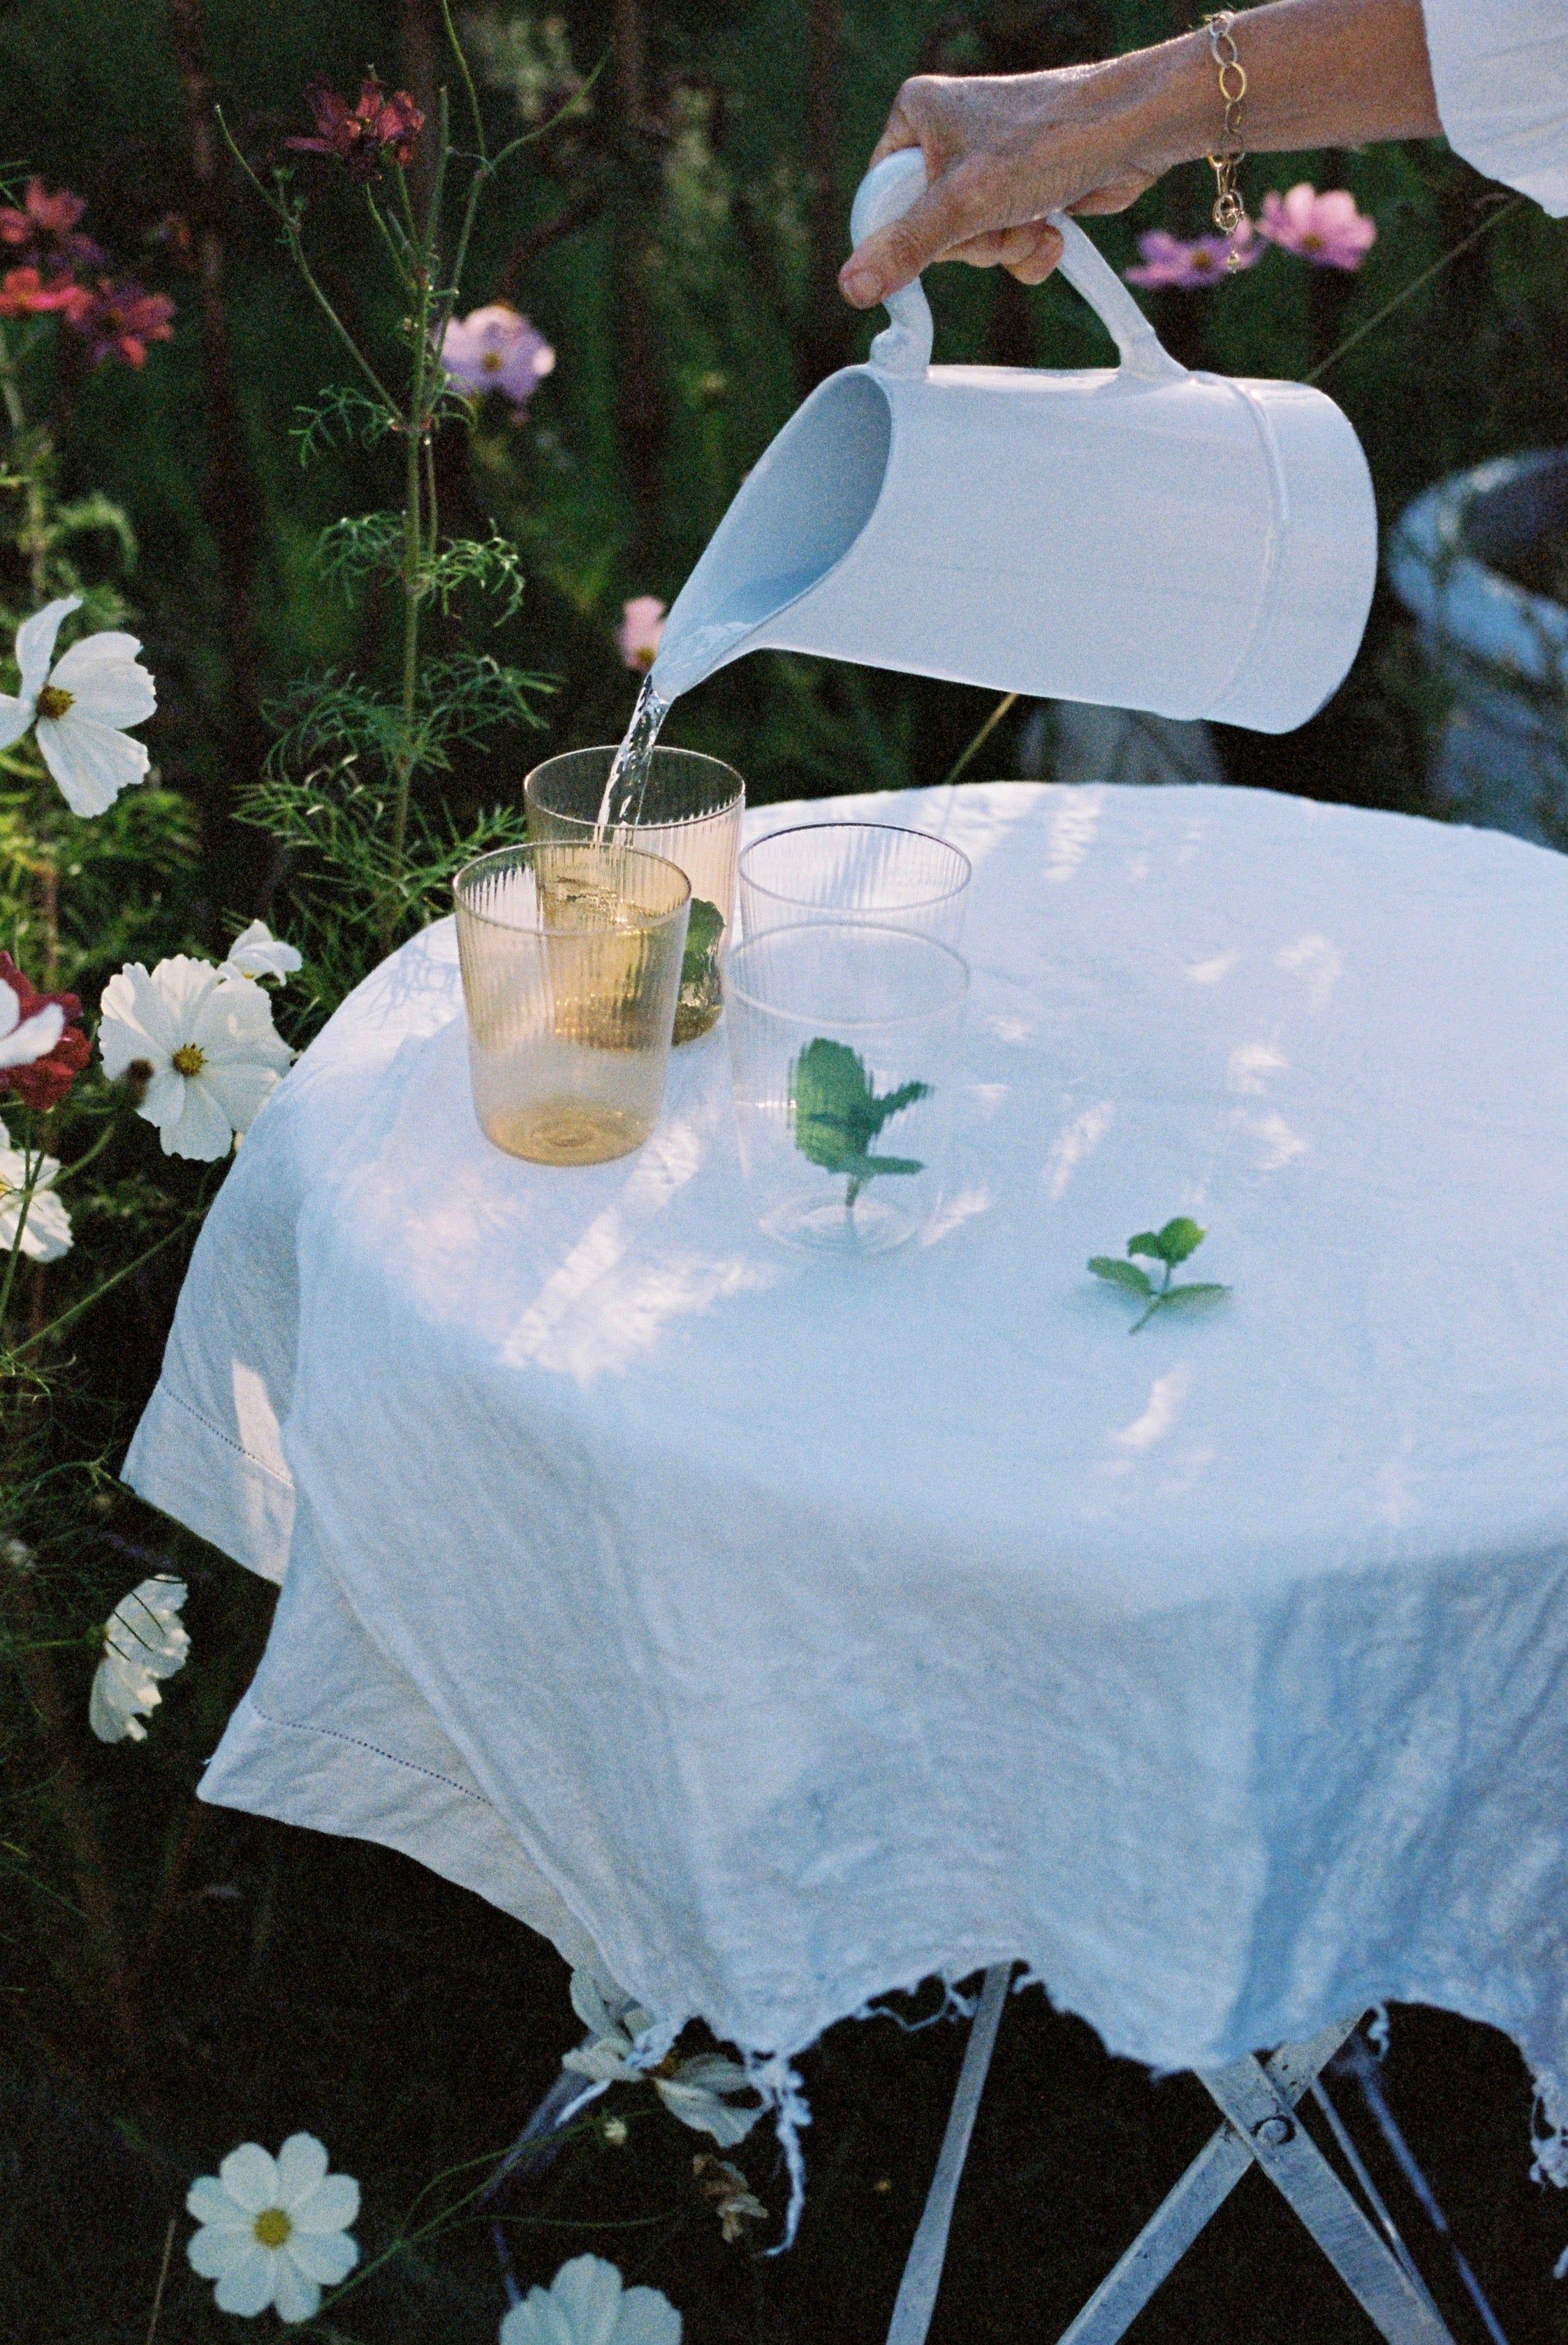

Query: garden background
left=4, top=1, right=1568, bottom=2340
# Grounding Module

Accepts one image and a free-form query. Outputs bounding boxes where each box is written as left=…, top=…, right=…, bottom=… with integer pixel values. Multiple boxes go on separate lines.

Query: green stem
left=49, top=1119, right=115, bottom=1188
left=0, top=319, right=50, bottom=595
left=7, top=1211, right=202, bottom=1361
left=439, top=0, right=488, bottom=159
left=1305, top=195, right=1523, bottom=386
left=939, top=690, right=1018, bottom=791
left=0, top=1141, right=41, bottom=1325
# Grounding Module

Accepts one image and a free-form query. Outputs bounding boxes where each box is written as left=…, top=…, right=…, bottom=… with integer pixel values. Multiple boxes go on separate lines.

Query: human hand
left=837, top=50, right=1202, bottom=308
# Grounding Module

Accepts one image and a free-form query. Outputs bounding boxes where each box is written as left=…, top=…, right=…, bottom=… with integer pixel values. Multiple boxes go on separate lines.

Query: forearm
left=1118, top=0, right=1440, bottom=173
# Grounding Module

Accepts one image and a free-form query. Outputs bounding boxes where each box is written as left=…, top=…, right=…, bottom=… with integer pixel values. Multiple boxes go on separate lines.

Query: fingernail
left=840, top=266, right=879, bottom=306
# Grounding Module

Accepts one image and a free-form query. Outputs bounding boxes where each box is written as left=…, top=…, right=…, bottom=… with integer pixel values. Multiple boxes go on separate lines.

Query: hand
left=837, top=57, right=1194, bottom=308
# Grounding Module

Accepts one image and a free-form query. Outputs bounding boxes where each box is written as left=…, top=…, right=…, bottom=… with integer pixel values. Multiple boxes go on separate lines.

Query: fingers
left=945, top=219, right=1065, bottom=283
left=839, top=166, right=990, bottom=307
left=867, top=93, right=918, bottom=168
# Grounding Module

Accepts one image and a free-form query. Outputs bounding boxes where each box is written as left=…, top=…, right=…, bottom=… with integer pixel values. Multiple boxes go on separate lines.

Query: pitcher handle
left=849, top=149, right=1185, bottom=387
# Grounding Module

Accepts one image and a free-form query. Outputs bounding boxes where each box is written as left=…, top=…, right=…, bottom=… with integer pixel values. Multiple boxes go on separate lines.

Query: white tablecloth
left=125, top=782, right=1568, bottom=2142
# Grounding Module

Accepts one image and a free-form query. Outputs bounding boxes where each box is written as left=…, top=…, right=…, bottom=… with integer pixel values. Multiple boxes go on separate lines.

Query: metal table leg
left=1055, top=2015, right=1458, bottom=2345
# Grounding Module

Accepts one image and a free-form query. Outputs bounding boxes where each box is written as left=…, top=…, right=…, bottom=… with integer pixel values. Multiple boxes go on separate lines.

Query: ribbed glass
left=738, top=822, right=971, bottom=950
left=525, top=745, right=744, bottom=1044
left=453, top=841, right=690, bottom=1166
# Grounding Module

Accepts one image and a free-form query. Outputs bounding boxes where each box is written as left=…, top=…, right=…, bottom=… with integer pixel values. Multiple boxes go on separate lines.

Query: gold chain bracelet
left=1202, top=10, right=1249, bottom=268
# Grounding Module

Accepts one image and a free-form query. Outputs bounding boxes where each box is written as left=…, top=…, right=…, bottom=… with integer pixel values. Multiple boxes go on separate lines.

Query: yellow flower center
left=171, top=1044, right=205, bottom=1077
left=36, top=684, right=73, bottom=720
left=253, top=2207, right=293, bottom=2249
left=481, top=350, right=504, bottom=372
left=1303, top=231, right=1324, bottom=252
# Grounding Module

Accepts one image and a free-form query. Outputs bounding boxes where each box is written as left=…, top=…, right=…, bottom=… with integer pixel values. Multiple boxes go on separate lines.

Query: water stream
left=595, top=671, right=672, bottom=835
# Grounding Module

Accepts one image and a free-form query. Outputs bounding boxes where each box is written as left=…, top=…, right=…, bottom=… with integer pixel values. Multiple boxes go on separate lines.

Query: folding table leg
left=1054, top=2015, right=1455, bottom=2345
left=1203, top=2054, right=1456, bottom=2344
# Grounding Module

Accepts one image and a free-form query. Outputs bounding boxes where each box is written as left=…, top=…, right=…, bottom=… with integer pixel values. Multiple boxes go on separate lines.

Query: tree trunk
left=609, top=0, right=668, bottom=560
left=399, top=0, right=445, bottom=221
left=798, top=0, right=849, bottom=391
left=165, top=0, right=270, bottom=923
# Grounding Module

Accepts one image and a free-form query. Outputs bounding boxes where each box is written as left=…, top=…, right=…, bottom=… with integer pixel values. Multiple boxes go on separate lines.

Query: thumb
left=837, top=168, right=983, bottom=307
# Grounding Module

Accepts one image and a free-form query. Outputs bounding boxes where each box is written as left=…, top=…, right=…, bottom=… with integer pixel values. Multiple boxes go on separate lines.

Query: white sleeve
left=1421, top=0, right=1568, bottom=214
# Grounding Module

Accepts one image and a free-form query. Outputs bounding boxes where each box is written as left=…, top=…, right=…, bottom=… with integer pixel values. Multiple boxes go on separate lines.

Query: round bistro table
left=126, top=781, right=1568, bottom=2343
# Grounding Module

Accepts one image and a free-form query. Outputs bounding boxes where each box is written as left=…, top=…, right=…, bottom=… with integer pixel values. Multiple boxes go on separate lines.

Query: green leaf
left=681, top=897, right=724, bottom=991
left=1089, top=1257, right=1155, bottom=1296
left=1160, top=1281, right=1230, bottom=1311
left=1129, top=1217, right=1206, bottom=1265
left=789, top=1037, right=930, bottom=1188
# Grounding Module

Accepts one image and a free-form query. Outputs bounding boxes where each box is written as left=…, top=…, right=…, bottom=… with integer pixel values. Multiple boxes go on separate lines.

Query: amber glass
left=453, top=840, right=691, bottom=1166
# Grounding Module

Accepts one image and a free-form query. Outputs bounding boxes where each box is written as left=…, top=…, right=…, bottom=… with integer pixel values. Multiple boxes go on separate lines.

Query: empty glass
left=737, top=822, right=971, bottom=949
left=726, top=923, right=969, bottom=1255
left=525, top=746, right=744, bottom=1044
left=454, top=840, right=690, bottom=1167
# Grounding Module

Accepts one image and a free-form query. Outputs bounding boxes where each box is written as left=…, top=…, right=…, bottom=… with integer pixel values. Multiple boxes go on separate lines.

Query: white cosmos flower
left=98, top=956, right=294, bottom=1161
left=88, top=1575, right=188, bottom=1743
left=186, top=2133, right=360, bottom=2325
left=0, top=594, right=156, bottom=817
left=0, top=982, right=62, bottom=1072
left=0, top=1115, right=71, bottom=1260
left=562, top=1971, right=759, bottom=2149
left=499, top=2255, right=680, bottom=2345
left=219, top=919, right=303, bottom=985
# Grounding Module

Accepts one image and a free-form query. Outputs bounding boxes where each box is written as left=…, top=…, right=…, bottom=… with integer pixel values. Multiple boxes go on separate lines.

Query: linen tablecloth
left=124, top=781, right=1568, bottom=2145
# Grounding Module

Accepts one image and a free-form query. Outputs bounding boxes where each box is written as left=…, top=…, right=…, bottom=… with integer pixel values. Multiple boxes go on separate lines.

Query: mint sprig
left=789, top=1037, right=930, bottom=1208
left=1089, top=1217, right=1229, bottom=1334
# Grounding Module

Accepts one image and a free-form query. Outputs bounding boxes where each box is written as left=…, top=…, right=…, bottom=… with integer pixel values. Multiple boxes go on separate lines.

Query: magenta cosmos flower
left=286, top=76, right=425, bottom=182
left=0, top=178, right=104, bottom=271
left=440, top=305, right=555, bottom=406
left=1259, top=184, right=1377, bottom=271
left=617, top=597, right=666, bottom=672
left=1124, top=224, right=1261, bottom=291
left=71, top=280, right=175, bottom=370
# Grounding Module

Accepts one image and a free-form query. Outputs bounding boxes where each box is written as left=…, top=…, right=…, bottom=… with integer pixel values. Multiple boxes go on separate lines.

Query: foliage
left=1089, top=1217, right=1230, bottom=1333
left=788, top=1036, right=930, bottom=1206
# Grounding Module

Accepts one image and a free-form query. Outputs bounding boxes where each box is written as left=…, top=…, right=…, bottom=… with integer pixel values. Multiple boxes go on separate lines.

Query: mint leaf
left=682, top=897, right=725, bottom=991
left=789, top=1037, right=931, bottom=1203
left=1156, top=1216, right=1206, bottom=1265
left=1159, top=1281, right=1229, bottom=1310
left=1089, top=1256, right=1155, bottom=1296
left=1127, top=1232, right=1166, bottom=1260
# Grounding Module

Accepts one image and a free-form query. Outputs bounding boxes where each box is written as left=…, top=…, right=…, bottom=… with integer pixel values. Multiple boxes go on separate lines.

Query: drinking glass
left=454, top=840, right=690, bottom=1167
left=725, top=923, right=969, bottom=1255
left=525, top=746, right=744, bottom=1044
left=737, top=822, right=971, bottom=949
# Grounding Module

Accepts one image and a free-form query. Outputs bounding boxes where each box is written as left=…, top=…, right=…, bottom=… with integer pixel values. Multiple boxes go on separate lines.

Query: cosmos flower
left=1124, top=224, right=1261, bottom=289
left=499, top=2256, right=680, bottom=2345
left=186, top=2135, right=360, bottom=2323
left=0, top=954, right=90, bottom=1110
left=98, top=956, right=294, bottom=1160
left=286, top=76, right=425, bottom=181
left=440, top=304, right=556, bottom=406
left=70, top=279, right=176, bottom=370
left=219, top=919, right=303, bottom=985
left=0, top=1116, right=71, bottom=1263
left=0, top=266, right=92, bottom=321
left=0, top=595, right=156, bottom=817
left=1258, top=182, right=1378, bottom=270
left=617, top=597, right=666, bottom=673
left=0, top=177, right=105, bottom=270
left=88, top=1576, right=188, bottom=1742
left=562, top=1971, right=759, bottom=2148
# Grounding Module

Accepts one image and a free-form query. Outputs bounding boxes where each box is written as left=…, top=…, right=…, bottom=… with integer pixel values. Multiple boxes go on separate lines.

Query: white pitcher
left=652, top=148, right=1377, bottom=733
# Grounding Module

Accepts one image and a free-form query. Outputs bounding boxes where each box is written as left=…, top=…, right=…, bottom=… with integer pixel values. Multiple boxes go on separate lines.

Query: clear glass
left=454, top=840, right=690, bottom=1167
left=738, top=822, right=972, bottom=950
left=525, top=746, right=744, bottom=1045
left=726, top=923, right=969, bottom=1256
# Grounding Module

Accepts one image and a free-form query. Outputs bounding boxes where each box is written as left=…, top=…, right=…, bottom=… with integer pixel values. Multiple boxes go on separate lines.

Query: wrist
left=1092, top=29, right=1219, bottom=177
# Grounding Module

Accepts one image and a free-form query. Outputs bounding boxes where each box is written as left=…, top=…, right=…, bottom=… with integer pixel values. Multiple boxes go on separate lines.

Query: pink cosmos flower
left=70, top=280, right=176, bottom=370
left=440, top=305, right=556, bottom=406
left=1258, top=183, right=1377, bottom=271
left=1124, top=224, right=1261, bottom=290
left=286, top=77, right=425, bottom=182
left=0, top=266, right=92, bottom=322
left=617, top=597, right=666, bottom=673
left=0, top=178, right=104, bottom=271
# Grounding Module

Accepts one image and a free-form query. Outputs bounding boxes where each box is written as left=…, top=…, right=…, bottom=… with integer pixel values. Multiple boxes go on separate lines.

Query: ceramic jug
left=652, top=148, right=1377, bottom=733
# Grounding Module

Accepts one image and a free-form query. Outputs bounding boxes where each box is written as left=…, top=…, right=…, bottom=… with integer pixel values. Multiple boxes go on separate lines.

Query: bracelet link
left=1202, top=10, right=1250, bottom=267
